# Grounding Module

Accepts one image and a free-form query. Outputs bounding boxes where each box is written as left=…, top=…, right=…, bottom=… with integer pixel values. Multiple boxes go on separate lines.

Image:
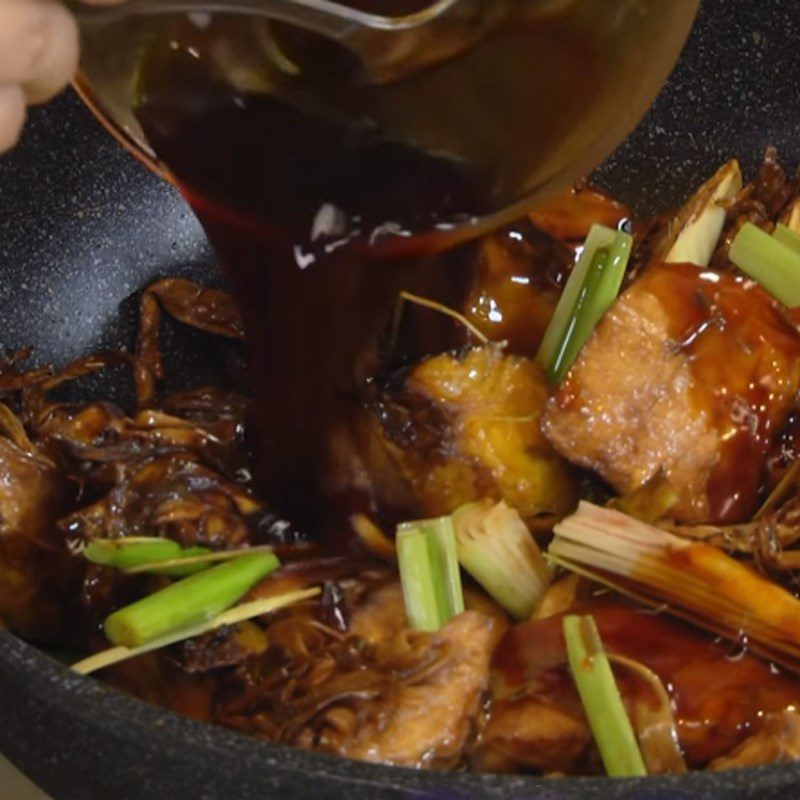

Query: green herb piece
left=452, top=501, right=550, bottom=619
left=397, top=516, right=464, bottom=632
left=538, top=225, right=632, bottom=383
left=774, top=223, right=800, bottom=256
left=730, top=222, right=800, bottom=307
left=104, top=551, right=280, bottom=647
left=563, top=614, right=647, bottom=777
left=125, top=544, right=277, bottom=577
left=73, top=587, right=319, bottom=676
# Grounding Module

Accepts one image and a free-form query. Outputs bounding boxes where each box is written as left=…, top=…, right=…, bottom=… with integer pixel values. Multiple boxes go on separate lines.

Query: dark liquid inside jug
left=135, top=3, right=601, bottom=531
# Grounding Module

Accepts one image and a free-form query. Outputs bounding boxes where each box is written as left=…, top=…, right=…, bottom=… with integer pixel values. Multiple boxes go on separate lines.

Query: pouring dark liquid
left=132, top=6, right=605, bottom=530
left=129, top=3, right=675, bottom=531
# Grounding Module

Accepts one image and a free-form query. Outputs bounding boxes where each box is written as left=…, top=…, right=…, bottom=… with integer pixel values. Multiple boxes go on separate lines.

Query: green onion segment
left=563, top=614, right=647, bottom=778
left=104, top=551, right=280, bottom=648
left=452, top=501, right=550, bottom=620
left=774, top=223, right=800, bottom=256
left=73, top=586, right=320, bottom=676
left=84, top=537, right=210, bottom=575
left=730, top=222, right=800, bottom=307
left=537, top=225, right=632, bottom=383
left=397, top=516, right=464, bottom=632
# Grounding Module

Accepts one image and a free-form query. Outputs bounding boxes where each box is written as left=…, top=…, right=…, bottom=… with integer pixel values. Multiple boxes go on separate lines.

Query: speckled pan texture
left=1, top=0, right=799, bottom=798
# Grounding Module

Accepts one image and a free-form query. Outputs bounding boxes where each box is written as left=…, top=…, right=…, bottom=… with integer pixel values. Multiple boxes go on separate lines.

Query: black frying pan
left=1, top=0, right=800, bottom=797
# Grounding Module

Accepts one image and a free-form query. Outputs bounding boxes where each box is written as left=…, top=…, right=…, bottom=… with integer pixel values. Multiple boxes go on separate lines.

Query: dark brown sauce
left=635, top=263, right=800, bottom=522
left=134, top=7, right=604, bottom=530
left=492, top=599, right=800, bottom=767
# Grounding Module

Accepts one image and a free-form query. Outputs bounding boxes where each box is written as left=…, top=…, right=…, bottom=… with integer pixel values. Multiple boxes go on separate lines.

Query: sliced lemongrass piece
left=664, top=159, right=742, bottom=267
left=775, top=222, right=800, bottom=255
left=538, top=225, right=631, bottom=383
left=452, top=500, right=551, bottom=619
left=546, top=551, right=800, bottom=673
left=124, top=544, right=276, bottom=575
left=551, top=230, right=631, bottom=383
left=537, top=225, right=615, bottom=370
left=427, top=516, right=465, bottom=622
left=730, top=222, right=800, bottom=307
left=608, top=654, right=687, bottom=775
left=397, top=516, right=464, bottom=632
left=105, top=552, right=280, bottom=647
left=72, top=587, right=320, bottom=676
left=550, top=502, right=800, bottom=666
left=83, top=537, right=194, bottom=571
left=563, top=615, right=647, bottom=777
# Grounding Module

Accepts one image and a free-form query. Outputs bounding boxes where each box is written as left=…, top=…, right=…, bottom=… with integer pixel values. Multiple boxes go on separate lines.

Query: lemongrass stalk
left=125, top=545, right=276, bottom=576
left=73, top=587, right=319, bottom=676
left=547, top=550, right=800, bottom=672
left=730, top=223, right=800, bottom=307
left=453, top=501, right=551, bottom=619
left=104, top=552, right=280, bottom=647
left=548, top=247, right=610, bottom=383
left=563, top=615, right=647, bottom=777
left=397, top=516, right=464, bottom=632
left=83, top=538, right=191, bottom=571
left=397, top=525, right=441, bottom=632
left=774, top=223, right=800, bottom=256
left=550, top=502, right=800, bottom=666
left=537, top=224, right=617, bottom=373
left=427, top=516, right=465, bottom=621
left=543, top=228, right=632, bottom=383
left=665, top=160, right=742, bottom=267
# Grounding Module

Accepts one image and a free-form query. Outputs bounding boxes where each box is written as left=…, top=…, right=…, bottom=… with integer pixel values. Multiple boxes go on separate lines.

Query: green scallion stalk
left=141, top=547, right=217, bottom=577
left=125, top=544, right=276, bottom=577
left=73, top=586, right=320, bottom=676
left=563, top=614, right=647, bottom=778
left=538, top=225, right=616, bottom=371
left=538, top=225, right=632, bottom=383
left=397, top=516, right=464, bottom=632
left=774, top=223, right=800, bottom=256
left=104, top=551, right=280, bottom=647
left=452, top=501, right=551, bottom=620
left=730, top=222, right=800, bottom=307
left=83, top=537, right=212, bottom=577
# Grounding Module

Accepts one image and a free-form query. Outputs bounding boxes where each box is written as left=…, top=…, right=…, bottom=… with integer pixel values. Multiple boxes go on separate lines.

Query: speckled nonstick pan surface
left=1, top=0, right=800, bottom=797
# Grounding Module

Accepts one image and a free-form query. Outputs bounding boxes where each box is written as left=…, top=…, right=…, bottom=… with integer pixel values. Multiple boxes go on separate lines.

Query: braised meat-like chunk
left=483, top=600, right=800, bottom=773
left=542, top=263, right=800, bottom=523
left=372, top=347, right=576, bottom=520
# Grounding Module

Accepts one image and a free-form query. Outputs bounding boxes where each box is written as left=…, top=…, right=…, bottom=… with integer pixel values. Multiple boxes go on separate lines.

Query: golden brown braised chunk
left=215, top=580, right=499, bottom=769
left=542, top=262, right=800, bottom=524
left=484, top=600, right=800, bottom=773
left=341, top=611, right=496, bottom=767
left=372, top=346, right=577, bottom=520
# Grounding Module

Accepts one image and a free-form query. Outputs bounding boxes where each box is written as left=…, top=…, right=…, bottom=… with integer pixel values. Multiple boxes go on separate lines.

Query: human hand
left=0, top=0, right=121, bottom=154
left=0, top=0, right=78, bottom=151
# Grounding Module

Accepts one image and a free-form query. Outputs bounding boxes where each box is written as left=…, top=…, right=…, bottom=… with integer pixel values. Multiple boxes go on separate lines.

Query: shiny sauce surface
left=492, top=599, right=800, bottom=766
left=637, top=263, right=800, bottom=521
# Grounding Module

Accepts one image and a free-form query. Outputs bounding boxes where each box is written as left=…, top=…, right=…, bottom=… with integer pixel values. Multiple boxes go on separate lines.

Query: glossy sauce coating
left=545, top=263, right=800, bottom=523
left=648, top=264, right=800, bottom=521
left=491, top=599, right=800, bottom=767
